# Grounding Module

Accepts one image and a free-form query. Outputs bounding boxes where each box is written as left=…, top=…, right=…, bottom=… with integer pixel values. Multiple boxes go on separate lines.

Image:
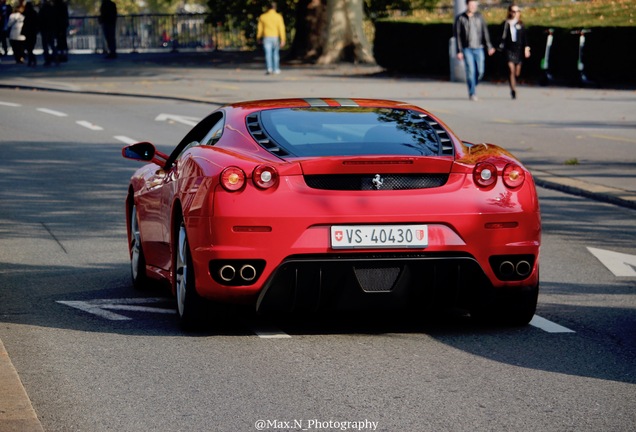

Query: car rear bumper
left=190, top=246, right=539, bottom=312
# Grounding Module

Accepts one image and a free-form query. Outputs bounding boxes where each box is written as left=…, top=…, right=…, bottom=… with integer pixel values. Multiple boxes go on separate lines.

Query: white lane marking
left=590, top=134, right=636, bottom=144
left=253, top=328, right=292, bottom=339
left=0, top=101, right=21, bottom=107
left=530, top=315, right=575, bottom=333
left=58, top=300, right=131, bottom=321
left=37, top=108, right=68, bottom=117
left=57, top=298, right=174, bottom=321
left=102, top=305, right=175, bottom=314
left=587, top=247, right=636, bottom=277
left=58, top=298, right=572, bottom=336
left=155, top=113, right=200, bottom=127
left=76, top=120, right=104, bottom=131
left=114, top=135, right=138, bottom=145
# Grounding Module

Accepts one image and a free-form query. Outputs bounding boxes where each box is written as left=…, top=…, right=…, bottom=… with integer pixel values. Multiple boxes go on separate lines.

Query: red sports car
left=123, top=98, right=540, bottom=329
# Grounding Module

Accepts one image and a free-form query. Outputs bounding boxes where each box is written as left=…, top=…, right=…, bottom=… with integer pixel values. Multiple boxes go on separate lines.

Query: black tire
left=130, top=204, right=150, bottom=290
left=175, top=218, right=205, bottom=331
left=471, top=283, right=539, bottom=327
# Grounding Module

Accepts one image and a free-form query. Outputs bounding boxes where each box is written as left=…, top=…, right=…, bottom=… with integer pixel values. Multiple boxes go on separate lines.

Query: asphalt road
left=2, top=51, right=635, bottom=208
left=0, top=86, right=635, bottom=432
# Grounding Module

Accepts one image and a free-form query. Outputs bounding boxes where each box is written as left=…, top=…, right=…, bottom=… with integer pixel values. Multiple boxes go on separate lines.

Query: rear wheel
left=130, top=205, right=149, bottom=289
left=175, top=219, right=204, bottom=330
left=471, top=283, right=539, bottom=327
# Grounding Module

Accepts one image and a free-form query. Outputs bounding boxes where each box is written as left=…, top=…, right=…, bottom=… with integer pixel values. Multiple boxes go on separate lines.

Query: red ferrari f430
left=122, top=98, right=540, bottom=329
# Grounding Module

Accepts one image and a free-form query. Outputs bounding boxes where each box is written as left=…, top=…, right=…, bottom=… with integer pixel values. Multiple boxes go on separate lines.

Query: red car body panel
left=124, top=98, right=540, bottom=316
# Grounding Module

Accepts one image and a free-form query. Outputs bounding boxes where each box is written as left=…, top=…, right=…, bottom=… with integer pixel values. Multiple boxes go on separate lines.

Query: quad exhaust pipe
left=218, top=264, right=258, bottom=283
left=498, top=260, right=532, bottom=278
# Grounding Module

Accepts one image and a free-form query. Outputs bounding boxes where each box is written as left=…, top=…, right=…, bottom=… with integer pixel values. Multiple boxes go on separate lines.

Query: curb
left=531, top=169, right=636, bottom=210
left=0, top=339, right=45, bottom=432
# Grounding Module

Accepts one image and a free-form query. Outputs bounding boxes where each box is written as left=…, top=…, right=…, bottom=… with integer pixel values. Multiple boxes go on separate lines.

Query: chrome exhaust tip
left=499, top=261, right=515, bottom=277
left=219, top=265, right=236, bottom=282
left=516, top=260, right=532, bottom=277
left=240, top=264, right=257, bottom=282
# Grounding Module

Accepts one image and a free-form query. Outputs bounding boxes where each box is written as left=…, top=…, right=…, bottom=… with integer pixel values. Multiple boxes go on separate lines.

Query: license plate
left=330, top=224, right=428, bottom=249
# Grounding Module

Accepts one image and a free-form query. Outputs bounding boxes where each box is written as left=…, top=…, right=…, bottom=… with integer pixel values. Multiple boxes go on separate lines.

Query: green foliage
left=143, top=0, right=181, bottom=14
left=70, top=0, right=204, bottom=15
left=203, top=0, right=441, bottom=39
left=366, top=0, right=439, bottom=18
left=205, top=0, right=298, bottom=41
left=399, top=0, right=635, bottom=27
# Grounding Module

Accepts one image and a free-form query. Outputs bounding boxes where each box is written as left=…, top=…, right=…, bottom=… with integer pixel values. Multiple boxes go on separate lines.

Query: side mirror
left=122, top=142, right=169, bottom=166
left=122, top=142, right=156, bottom=161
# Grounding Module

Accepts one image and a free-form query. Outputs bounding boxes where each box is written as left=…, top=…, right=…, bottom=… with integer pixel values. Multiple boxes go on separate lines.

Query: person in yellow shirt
left=257, top=2, right=286, bottom=74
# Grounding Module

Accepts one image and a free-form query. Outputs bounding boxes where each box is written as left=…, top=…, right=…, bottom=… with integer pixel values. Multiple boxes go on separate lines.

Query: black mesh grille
left=304, top=174, right=449, bottom=191
left=354, top=266, right=401, bottom=292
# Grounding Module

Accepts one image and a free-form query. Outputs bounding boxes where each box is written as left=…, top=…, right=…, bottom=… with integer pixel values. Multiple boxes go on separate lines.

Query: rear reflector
left=233, top=226, right=272, bottom=232
left=485, top=222, right=519, bottom=229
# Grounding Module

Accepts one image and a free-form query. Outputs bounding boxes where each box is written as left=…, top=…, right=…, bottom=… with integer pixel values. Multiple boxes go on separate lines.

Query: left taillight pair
left=220, top=165, right=279, bottom=191
left=473, top=162, right=525, bottom=189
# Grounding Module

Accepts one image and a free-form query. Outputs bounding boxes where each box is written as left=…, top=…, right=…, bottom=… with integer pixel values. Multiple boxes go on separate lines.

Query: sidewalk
left=1, top=50, right=635, bottom=210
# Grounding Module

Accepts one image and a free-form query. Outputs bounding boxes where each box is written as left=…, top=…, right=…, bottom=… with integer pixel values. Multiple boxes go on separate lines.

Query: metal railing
left=65, top=13, right=250, bottom=53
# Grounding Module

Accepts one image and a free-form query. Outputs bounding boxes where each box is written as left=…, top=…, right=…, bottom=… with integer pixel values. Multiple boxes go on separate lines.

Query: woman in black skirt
left=499, top=4, right=530, bottom=99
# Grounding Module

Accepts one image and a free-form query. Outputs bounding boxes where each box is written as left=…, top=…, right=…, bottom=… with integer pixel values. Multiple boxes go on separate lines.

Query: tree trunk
left=290, top=0, right=327, bottom=62
left=317, top=0, right=375, bottom=65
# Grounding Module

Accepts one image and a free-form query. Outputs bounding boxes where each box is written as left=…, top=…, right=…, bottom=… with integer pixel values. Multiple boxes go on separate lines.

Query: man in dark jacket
left=0, top=0, right=12, bottom=56
left=454, top=0, right=495, bottom=101
left=39, top=0, right=57, bottom=65
left=99, top=0, right=117, bottom=58
left=53, top=0, right=69, bottom=62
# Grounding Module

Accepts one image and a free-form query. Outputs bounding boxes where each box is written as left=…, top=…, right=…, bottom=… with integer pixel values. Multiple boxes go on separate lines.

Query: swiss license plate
left=330, top=224, right=428, bottom=249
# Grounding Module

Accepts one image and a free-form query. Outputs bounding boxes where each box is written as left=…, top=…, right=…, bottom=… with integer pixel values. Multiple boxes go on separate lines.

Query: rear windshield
left=258, top=107, right=446, bottom=157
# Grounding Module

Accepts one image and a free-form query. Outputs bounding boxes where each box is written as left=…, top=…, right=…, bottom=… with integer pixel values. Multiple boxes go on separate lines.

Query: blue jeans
left=462, top=48, right=485, bottom=96
left=263, top=37, right=280, bottom=73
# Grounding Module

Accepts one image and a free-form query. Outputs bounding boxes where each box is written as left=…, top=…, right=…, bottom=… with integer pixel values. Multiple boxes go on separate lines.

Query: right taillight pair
left=473, top=162, right=525, bottom=189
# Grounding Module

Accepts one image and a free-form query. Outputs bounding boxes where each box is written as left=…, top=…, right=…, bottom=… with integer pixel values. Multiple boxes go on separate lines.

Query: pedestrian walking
left=22, top=1, right=37, bottom=66
left=257, top=2, right=286, bottom=75
left=6, top=3, right=25, bottom=64
left=0, top=0, right=12, bottom=57
left=99, top=0, right=117, bottom=59
left=499, top=4, right=530, bottom=99
left=53, top=0, right=69, bottom=62
left=454, top=0, right=496, bottom=101
left=39, top=0, right=57, bottom=65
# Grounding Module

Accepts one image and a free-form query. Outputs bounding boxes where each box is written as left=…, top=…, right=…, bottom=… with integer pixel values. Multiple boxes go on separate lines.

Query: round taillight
left=473, top=162, right=497, bottom=188
left=253, top=165, right=279, bottom=189
left=220, top=167, right=246, bottom=191
left=503, top=163, right=525, bottom=188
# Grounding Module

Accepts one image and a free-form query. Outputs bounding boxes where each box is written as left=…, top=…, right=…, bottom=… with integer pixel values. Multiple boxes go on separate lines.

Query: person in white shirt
left=7, top=4, right=25, bottom=63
